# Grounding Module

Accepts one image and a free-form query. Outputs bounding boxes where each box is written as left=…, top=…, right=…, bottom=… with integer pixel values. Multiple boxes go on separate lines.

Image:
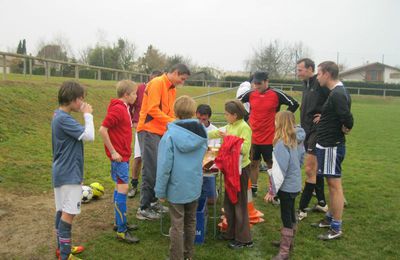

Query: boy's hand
left=111, top=151, right=122, bottom=162
left=264, top=193, right=274, bottom=203
left=81, top=103, right=93, bottom=114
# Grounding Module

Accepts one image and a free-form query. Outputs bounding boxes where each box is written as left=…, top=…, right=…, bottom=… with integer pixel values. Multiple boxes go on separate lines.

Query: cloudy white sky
left=1, top=0, right=399, bottom=71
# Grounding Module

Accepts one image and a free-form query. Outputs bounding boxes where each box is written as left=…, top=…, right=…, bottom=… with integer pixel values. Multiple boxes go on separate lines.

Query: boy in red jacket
left=99, top=80, right=139, bottom=244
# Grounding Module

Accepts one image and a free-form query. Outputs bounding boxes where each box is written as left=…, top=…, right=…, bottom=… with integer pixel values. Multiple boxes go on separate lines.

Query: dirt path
left=0, top=188, right=115, bottom=259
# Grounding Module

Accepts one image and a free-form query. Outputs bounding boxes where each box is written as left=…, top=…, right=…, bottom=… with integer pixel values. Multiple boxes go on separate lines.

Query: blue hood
left=168, top=119, right=208, bottom=153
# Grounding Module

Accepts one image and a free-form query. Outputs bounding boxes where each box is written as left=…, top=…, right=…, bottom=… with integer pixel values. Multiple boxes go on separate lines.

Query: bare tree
left=247, top=40, right=312, bottom=79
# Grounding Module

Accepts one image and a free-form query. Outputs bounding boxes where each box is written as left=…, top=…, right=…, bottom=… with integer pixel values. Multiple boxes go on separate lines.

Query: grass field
left=0, top=74, right=399, bottom=259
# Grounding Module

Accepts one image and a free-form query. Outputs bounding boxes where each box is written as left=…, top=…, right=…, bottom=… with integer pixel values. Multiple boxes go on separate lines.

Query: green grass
left=0, top=74, right=399, bottom=259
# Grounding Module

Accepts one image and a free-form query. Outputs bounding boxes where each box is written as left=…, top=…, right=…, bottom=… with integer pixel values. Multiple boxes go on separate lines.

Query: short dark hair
left=297, top=58, right=315, bottom=72
left=225, top=100, right=247, bottom=120
left=150, top=70, right=163, bottom=78
left=169, top=63, right=191, bottom=76
left=196, top=104, right=212, bottom=117
left=58, top=81, right=86, bottom=105
left=318, top=61, right=339, bottom=80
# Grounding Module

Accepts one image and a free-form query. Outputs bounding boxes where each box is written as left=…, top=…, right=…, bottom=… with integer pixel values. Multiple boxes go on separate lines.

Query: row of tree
left=11, top=37, right=315, bottom=80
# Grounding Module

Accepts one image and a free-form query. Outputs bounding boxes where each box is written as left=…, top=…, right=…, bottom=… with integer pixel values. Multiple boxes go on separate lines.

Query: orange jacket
left=136, top=74, right=176, bottom=136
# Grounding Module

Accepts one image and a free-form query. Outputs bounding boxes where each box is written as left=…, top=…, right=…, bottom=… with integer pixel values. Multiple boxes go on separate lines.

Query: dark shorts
left=251, top=144, right=273, bottom=162
left=111, top=161, right=129, bottom=184
left=304, top=131, right=317, bottom=154
left=316, top=143, right=346, bottom=178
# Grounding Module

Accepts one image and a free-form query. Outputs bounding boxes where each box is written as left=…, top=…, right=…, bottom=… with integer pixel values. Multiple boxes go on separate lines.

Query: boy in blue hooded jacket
left=155, top=95, right=208, bottom=260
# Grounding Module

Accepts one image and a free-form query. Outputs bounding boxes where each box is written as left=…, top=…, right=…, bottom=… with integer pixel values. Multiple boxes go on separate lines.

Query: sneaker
left=311, top=218, right=331, bottom=228
left=116, top=231, right=140, bottom=243
left=56, top=246, right=84, bottom=258
left=136, top=208, right=160, bottom=220
left=150, top=201, right=169, bottom=213
left=127, top=186, right=138, bottom=198
left=298, top=210, right=308, bottom=221
left=318, top=228, right=342, bottom=240
left=312, top=204, right=329, bottom=213
left=66, top=254, right=82, bottom=260
left=228, top=240, right=254, bottom=249
left=113, top=223, right=139, bottom=232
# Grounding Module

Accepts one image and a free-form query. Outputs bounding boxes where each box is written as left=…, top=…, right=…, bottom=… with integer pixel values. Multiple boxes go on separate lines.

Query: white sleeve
left=78, top=113, right=95, bottom=141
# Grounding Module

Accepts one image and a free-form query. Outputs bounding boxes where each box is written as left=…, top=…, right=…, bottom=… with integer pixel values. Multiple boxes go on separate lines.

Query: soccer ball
left=89, top=182, right=105, bottom=198
left=81, top=185, right=93, bottom=203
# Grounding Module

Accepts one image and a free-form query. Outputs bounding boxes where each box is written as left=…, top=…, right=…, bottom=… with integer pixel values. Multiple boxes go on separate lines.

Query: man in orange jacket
left=136, top=63, right=191, bottom=220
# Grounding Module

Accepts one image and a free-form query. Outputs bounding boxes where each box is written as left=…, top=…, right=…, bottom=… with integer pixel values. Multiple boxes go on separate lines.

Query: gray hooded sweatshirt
left=269, top=126, right=306, bottom=194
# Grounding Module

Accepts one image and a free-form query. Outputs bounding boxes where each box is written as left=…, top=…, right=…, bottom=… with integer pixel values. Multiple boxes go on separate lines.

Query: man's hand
left=159, top=198, right=166, bottom=203
left=313, top=113, right=321, bottom=124
left=342, top=125, right=351, bottom=135
left=80, top=102, right=93, bottom=114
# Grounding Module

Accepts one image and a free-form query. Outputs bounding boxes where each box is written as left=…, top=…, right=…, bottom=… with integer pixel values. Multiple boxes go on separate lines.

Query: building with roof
left=340, top=62, right=400, bottom=84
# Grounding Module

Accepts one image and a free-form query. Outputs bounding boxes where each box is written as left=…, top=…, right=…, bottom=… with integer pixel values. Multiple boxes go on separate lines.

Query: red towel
left=215, top=135, right=243, bottom=204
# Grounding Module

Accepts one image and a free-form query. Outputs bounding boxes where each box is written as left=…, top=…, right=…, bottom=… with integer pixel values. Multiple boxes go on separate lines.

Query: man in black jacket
left=312, top=61, right=353, bottom=241
left=296, top=58, right=330, bottom=221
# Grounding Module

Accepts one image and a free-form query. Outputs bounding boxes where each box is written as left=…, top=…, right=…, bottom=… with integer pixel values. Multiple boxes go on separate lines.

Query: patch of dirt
left=0, top=187, right=118, bottom=259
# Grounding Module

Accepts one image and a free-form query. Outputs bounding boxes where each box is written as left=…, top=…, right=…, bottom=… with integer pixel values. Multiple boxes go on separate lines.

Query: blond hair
left=273, top=111, right=297, bottom=148
left=174, top=95, right=196, bottom=119
left=116, top=80, right=137, bottom=98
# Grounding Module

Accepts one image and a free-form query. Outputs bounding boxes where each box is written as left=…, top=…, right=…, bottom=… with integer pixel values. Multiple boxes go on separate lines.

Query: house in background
left=340, top=62, right=400, bottom=84
left=0, top=55, right=12, bottom=74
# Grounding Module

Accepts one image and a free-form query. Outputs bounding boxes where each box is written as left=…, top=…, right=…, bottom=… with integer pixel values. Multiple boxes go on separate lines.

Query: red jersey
left=101, top=99, right=132, bottom=162
left=239, top=88, right=299, bottom=145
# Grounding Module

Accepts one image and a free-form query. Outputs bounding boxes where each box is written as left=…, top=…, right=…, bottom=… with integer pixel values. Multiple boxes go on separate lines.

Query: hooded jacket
left=155, top=119, right=208, bottom=204
left=101, top=99, right=132, bottom=162
left=269, top=126, right=306, bottom=194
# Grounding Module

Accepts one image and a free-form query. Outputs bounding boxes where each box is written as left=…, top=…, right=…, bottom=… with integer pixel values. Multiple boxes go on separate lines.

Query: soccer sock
left=115, top=192, right=127, bottom=233
left=58, top=219, right=72, bottom=260
left=55, top=211, right=62, bottom=250
left=113, top=189, right=118, bottom=225
left=299, top=182, right=315, bottom=211
left=315, top=175, right=326, bottom=207
left=331, top=219, right=342, bottom=232
left=131, top=178, right=138, bottom=187
left=325, top=211, right=333, bottom=222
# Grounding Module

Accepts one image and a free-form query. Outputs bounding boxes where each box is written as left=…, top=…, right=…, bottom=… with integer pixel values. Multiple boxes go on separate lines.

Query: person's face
left=196, top=113, right=210, bottom=126
left=71, top=96, right=84, bottom=112
left=170, top=71, right=189, bottom=86
left=297, top=62, right=314, bottom=80
left=317, top=67, right=328, bottom=87
left=254, top=80, right=268, bottom=93
left=224, top=111, right=237, bottom=124
left=126, top=90, right=137, bottom=105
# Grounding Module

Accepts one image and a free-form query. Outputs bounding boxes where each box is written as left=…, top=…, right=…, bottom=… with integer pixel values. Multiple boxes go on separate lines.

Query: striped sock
left=58, top=219, right=72, bottom=260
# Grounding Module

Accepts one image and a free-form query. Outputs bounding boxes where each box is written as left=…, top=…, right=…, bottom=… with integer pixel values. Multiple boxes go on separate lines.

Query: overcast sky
left=1, top=0, right=399, bottom=71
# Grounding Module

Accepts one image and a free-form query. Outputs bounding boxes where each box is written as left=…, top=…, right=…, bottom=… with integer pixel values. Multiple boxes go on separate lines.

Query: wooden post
left=29, top=58, right=32, bottom=76
left=140, top=74, right=143, bottom=83
left=383, top=89, right=386, bottom=98
left=2, top=54, right=6, bottom=80
left=206, top=81, right=210, bottom=105
left=229, top=81, right=232, bottom=88
left=75, top=65, right=79, bottom=80
left=115, top=72, right=118, bottom=81
left=23, top=59, right=26, bottom=76
left=44, top=61, right=49, bottom=81
left=98, top=69, right=101, bottom=80
left=357, top=88, right=360, bottom=95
